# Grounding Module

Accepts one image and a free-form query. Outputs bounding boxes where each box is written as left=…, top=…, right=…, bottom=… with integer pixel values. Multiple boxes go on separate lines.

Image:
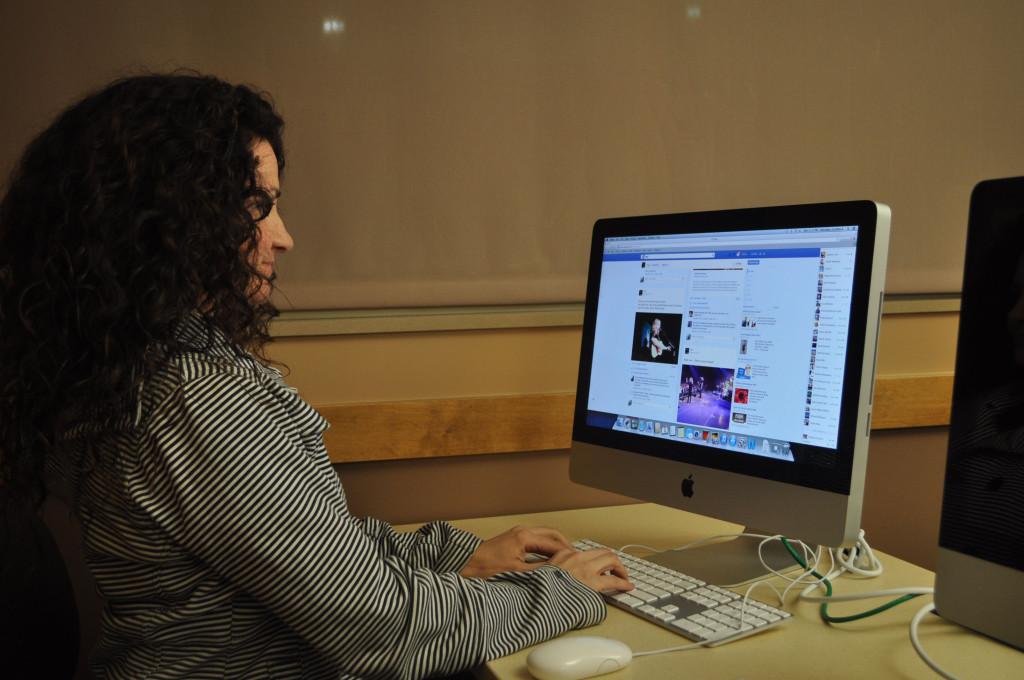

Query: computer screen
left=570, top=201, right=890, bottom=583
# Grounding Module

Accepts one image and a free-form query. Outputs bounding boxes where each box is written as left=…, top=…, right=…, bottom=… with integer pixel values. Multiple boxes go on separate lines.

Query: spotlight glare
left=323, top=18, right=345, bottom=34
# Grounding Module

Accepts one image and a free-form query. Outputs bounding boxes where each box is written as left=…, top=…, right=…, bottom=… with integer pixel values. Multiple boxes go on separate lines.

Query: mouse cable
left=631, top=639, right=709, bottom=657
left=780, top=537, right=928, bottom=623
left=909, top=602, right=960, bottom=680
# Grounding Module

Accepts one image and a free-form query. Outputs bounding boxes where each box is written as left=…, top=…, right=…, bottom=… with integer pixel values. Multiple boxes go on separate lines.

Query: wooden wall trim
left=322, top=393, right=575, bottom=464
left=870, top=374, right=953, bottom=429
left=321, top=374, right=953, bottom=463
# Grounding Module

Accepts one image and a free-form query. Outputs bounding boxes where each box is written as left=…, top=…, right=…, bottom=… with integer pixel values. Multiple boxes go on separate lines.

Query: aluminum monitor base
left=644, top=529, right=804, bottom=586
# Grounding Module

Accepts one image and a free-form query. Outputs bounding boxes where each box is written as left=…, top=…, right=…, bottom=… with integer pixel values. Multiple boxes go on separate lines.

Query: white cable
left=760, top=536, right=818, bottom=583
left=909, top=602, right=959, bottom=680
left=735, top=535, right=823, bottom=625
left=781, top=546, right=834, bottom=603
left=832, top=530, right=884, bottom=578
left=632, top=639, right=709, bottom=657
left=799, top=586, right=934, bottom=603
left=791, top=532, right=936, bottom=605
left=796, top=561, right=933, bottom=603
left=739, top=578, right=785, bottom=626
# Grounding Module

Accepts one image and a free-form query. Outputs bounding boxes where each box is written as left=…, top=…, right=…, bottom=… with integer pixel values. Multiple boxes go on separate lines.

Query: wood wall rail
left=321, top=374, right=954, bottom=464
left=870, top=374, right=953, bottom=429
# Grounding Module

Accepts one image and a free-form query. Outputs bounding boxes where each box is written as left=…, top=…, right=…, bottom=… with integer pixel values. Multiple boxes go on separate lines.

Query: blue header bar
left=604, top=247, right=821, bottom=262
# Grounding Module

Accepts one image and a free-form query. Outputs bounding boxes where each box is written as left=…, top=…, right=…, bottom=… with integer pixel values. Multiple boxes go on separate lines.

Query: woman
left=0, top=74, right=631, bottom=679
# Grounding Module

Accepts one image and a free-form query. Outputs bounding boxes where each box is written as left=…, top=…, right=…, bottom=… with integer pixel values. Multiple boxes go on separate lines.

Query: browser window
left=586, top=226, right=858, bottom=457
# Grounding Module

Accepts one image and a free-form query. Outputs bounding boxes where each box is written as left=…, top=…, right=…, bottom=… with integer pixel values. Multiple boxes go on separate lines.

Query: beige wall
left=5, top=3, right=1024, bottom=310
left=266, top=311, right=958, bottom=570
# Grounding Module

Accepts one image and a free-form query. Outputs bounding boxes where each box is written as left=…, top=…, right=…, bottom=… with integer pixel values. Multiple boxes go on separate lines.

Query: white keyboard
left=574, top=539, right=792, bottom=646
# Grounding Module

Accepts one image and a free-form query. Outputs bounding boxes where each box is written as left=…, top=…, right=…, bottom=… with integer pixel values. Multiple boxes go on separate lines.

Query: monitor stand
left=644, top=528, right=804, bottom=586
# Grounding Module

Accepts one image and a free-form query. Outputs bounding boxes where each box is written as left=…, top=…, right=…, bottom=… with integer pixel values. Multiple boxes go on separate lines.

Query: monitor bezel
left=572, top=201, right=881, bottom=496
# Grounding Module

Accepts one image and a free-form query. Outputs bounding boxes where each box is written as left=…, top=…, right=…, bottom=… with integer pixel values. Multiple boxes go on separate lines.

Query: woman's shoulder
left=139, top=347, right=264, bottom=418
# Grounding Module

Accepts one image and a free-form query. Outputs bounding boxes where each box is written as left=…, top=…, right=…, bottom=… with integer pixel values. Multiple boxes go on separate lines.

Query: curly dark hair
left=0, top=73, right=286, bottom=514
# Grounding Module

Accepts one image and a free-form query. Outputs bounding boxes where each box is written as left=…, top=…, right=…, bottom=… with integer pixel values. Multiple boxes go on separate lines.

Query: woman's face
left=249, top=139, right=294, bottom=302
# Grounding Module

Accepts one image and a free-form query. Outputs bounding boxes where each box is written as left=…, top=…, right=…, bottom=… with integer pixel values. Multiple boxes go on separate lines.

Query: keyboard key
left=671, top=619, right=700, bottom=633
left=611, top=593, right=644, bottom=608
left=632, top=589, right=659, bottom=603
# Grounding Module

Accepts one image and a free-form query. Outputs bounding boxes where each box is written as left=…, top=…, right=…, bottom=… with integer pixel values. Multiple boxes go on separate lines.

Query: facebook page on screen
left=586, top=226, right=857, bottom=462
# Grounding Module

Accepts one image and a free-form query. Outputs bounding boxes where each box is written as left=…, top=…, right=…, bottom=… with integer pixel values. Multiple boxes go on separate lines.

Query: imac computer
left=935, top=176, right=1024, bottom=650
left=570, top=201, right=890, bottom=584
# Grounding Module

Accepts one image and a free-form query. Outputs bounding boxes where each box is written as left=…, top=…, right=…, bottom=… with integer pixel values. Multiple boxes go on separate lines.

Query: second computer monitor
left=570, top=201, right=890, bottom=583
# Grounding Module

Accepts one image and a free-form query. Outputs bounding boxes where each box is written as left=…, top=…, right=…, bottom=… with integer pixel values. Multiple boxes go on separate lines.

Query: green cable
left=779, top=537, right=922, bottom=624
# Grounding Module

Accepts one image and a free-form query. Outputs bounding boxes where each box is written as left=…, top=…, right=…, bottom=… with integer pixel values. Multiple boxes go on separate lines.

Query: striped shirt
left=61, top=315, right=605, bottom=678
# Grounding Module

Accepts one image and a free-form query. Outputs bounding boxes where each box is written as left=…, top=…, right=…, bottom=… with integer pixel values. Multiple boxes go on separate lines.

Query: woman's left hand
left=459, top=525, right=574, bottom=578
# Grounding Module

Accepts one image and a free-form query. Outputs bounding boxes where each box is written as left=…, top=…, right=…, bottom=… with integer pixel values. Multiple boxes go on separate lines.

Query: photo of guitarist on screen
left=631, top=312, right=682, bottom=364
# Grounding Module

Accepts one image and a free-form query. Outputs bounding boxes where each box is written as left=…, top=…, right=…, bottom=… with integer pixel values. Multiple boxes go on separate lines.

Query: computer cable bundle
left=777, top=535, right=961, bottom=679
left=779, top=536, right=932, bottom=623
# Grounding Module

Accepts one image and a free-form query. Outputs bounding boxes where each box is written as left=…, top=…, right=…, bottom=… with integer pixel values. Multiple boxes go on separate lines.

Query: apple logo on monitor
left=681, top=474, right=695, bottom=498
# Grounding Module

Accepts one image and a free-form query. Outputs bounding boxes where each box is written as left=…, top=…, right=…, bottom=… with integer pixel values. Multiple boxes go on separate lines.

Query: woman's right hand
left=548, top=548, right=634, bottom=593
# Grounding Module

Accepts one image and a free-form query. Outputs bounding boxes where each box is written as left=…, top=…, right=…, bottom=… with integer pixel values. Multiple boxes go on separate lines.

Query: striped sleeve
left=127, top=370, right=605, bottom=678
left=355, top=516, right=484, bottom=572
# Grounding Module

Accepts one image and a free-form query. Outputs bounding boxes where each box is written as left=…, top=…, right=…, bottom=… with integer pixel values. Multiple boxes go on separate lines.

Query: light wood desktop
left=425, top=504, right=1023, bottom=680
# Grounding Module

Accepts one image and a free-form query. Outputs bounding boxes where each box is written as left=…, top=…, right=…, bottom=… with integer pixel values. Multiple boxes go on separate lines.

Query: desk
left=436, top=504, right=1022, bottom=680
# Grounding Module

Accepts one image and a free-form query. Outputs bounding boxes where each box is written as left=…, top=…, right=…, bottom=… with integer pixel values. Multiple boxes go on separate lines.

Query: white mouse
left=526, top=635, right=633, bottom=680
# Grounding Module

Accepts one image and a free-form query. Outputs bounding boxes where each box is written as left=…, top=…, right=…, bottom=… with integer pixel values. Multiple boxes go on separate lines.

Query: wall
left=3, top=2, right=1023, bottom=308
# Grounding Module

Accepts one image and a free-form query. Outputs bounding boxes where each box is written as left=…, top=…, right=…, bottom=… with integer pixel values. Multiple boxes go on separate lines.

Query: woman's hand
left=548, top=548, right=634, bottom=593
left=459, top=526, right=634, bottom=593
left=459, top=526, right=574, bottom=578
